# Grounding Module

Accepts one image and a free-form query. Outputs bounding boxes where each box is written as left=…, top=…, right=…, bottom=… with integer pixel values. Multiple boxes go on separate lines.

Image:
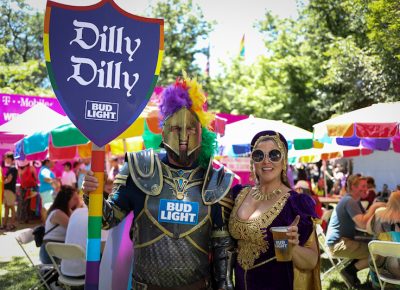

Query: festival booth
left=217, top=116, right=315, bottom=185
left=0, top=103, right=69, bottom=154
left=313, top=102, right=400, bottom=152
left=11, top=93, right=227, bottom=161
left=313, top=101, right=400, bottom=190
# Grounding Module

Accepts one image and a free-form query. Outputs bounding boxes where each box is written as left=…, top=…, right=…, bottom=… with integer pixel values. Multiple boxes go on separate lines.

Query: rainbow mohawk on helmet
left=159, top=73, right=217, bottom=168
left=159, top=73, right=214, bottom=128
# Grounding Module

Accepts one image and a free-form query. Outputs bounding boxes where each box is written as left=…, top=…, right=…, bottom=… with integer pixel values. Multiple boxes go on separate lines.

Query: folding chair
left=316, top=224, right=352, bottom=288
left=14, top=228, right=56, bottom=290
left=368, top=240, right=400, bottom=290
left=45, top=242, right=86, bottom=290
left=321, top=209, right=333, bottom=225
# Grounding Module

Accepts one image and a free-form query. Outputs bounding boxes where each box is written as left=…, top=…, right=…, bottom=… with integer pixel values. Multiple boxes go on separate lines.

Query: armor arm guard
left=211, top=192, right=235, bottom=290
left=83, top=162, right=132, bottom=230
left=211, top=226, right=236, bottom=290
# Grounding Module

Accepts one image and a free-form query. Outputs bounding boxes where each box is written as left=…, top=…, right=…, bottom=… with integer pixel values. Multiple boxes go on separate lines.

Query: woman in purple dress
left=229, top=130, right=321, bottom=290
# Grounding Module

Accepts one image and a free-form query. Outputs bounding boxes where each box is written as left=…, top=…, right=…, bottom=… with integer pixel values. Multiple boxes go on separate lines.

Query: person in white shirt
left=39, top=185, right=81, bottom=264
left=61, top=181, right=111, bottom=277
left=61, top=206, right=108, bottom=277
left=61, top=162, right=77, bottom=188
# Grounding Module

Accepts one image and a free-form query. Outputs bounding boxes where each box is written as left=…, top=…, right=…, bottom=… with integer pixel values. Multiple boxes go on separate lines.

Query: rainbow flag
left=239, top=34, right=245, bottom=58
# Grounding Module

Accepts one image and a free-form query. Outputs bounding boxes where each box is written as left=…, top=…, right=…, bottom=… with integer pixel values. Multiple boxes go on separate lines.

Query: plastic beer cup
left=270, top=226, right=291, bottom=262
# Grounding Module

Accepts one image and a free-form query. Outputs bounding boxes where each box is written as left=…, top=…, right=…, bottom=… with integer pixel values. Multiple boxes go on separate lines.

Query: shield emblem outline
left=44, top=0, right=164, bottom=147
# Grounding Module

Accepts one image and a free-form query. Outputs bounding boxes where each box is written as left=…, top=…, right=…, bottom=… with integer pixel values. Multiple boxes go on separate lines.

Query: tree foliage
left=149, top=0, right=213, bottom=85
left=0, top=0, right=399, bottom=129
left=0, top=0, right=52, bottom=96
left=207, top=0, right=400, bottom=131
left=0, top=0, right=213, bottom=95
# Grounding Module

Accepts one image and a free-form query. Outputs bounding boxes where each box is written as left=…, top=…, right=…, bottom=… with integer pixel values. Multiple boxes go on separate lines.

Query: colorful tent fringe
left=313, top=102, right=400, bottom=153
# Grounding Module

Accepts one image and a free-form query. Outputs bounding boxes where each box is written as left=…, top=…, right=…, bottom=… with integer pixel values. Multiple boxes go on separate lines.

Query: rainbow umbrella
left=15, top=102, right=162, bottom=160
left=288, top=141, right=373, bottom=164
left=16, top=103, right=227, bottom=160
left=313, top=102, right=400, bottom=152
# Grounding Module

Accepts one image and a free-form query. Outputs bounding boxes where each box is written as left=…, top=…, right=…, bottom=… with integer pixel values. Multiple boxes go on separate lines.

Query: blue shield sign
left=44, top=0, right=164, bottom=146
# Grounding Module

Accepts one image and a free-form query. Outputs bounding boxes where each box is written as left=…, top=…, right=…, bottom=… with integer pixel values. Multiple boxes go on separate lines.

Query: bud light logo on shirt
left=158, top=199, right=199, bottom=225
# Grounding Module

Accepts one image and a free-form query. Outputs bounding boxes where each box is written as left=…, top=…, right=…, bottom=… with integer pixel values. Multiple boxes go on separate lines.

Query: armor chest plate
left=144, top=165, right=210, bottom=239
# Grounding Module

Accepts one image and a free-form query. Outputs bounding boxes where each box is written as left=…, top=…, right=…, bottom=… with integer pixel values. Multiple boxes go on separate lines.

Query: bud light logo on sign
left=44, top=1, right=164, bottom=146
left=85, top=100, right=118, bottom=121
left=158, top=199, right=199, bottom=225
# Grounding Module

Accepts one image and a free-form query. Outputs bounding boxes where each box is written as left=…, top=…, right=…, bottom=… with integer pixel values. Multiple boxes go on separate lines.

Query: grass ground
left=0, top=221, right=44, bottom=290
left=0, top=219, right=390, bottom=290
left=0, top=228, right=371, bottom=290
left=320, top=259, right=370, bottom=289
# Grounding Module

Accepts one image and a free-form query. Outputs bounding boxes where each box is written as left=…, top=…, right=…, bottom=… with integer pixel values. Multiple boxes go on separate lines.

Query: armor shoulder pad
left=202, top=159, right=234, bottom=205
left=113, top=162, right=129, bottom=186
left=126, top=149, right=163, bottom=196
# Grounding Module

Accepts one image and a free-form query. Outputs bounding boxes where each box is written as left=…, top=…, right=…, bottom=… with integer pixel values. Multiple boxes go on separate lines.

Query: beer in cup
left=270, top=226, right=291, bottom=262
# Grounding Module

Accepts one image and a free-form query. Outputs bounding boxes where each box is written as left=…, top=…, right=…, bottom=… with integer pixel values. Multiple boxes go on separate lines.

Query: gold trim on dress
left=229, top=187, right=290, bottom=270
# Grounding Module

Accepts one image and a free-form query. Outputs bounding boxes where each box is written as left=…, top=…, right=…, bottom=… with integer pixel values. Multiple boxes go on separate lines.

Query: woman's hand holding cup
left=270, top=215, right=300, bottom=262
left=287, top=215, right=300, bottom=247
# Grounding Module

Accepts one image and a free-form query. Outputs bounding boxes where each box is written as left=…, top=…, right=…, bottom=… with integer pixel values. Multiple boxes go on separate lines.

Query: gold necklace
left=251, top=186, right=282, bottom=201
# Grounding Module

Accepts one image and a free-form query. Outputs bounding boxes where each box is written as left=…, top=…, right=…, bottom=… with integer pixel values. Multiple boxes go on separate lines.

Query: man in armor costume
left=83, top=76, right=235, bottom=290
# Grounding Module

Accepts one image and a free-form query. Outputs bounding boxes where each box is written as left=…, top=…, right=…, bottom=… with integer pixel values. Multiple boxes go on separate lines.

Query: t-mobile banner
left=44, top=0, right=164, bottom=147
left=0, top=93, right=66, bottom=126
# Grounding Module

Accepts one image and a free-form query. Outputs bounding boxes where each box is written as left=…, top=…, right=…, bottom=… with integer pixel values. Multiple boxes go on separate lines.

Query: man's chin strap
left=211, top=226, right=236, bottom=290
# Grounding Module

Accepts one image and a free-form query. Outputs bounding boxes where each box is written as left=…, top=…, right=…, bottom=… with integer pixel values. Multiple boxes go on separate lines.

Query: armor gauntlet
left=211, top=227, right=236, bottom=290
left=83, top=192, right=127, bottom=229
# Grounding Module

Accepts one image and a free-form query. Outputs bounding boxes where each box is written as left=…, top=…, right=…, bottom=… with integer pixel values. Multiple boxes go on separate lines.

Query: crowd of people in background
left=1, top=152, right=121, bottom=228
left=1, top=145, right=400, bottom=289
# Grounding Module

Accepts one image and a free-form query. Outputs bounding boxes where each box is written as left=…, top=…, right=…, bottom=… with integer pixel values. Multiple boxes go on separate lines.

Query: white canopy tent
left=0, top=103, right=69, bottom=137
left=219, top=116, right=313, bottom=156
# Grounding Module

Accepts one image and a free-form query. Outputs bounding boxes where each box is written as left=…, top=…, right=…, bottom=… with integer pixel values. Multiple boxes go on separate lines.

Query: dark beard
left=165, top=147, right=199, bottom=167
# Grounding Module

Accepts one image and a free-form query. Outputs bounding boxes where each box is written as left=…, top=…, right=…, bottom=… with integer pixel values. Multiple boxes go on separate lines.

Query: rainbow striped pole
left=85, top=144, right=105, bottom=290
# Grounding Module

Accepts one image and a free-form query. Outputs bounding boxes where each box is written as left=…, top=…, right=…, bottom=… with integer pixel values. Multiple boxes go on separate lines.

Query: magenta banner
left=0, top=93, right=66, bottom=126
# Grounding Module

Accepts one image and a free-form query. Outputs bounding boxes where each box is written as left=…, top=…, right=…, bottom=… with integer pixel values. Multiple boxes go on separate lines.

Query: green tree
left=363, top=0, right=400, bottom=102
left=0, top=0, right=44, bottom=63
left=208, top=0, right=399, bottom=131
left=0, top=0, right=52, bottom=95
left=149, top=0, right=213, bottom=85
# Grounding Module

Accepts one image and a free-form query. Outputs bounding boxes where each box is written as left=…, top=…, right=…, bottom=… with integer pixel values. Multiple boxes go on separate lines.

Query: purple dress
left=229, top=187, right=318, bottom=290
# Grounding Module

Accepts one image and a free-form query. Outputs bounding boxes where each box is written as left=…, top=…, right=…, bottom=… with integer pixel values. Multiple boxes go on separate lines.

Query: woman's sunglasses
left=251, top=149, right=283, bottom=163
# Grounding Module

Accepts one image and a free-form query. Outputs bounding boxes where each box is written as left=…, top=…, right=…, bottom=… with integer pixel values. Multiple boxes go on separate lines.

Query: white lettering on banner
left=67, top=20, right=141, bottom=97
left=158, top=199, right=199, bottom=225
left=2, top=95, right=11, bottom=106
left=70, top=20, right=141, bottom=60
left=85, top=100, right=118, bottom=122
left=3, top=112, right=18, bottom=121
left=19, top=97, right=54, bottom=108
